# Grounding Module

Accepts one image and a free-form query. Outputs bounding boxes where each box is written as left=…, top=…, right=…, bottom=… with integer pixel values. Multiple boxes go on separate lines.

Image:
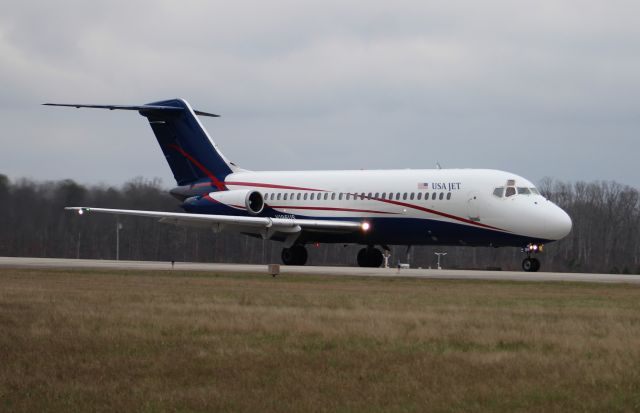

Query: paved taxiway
left=1, top=256, right=639, bottom=284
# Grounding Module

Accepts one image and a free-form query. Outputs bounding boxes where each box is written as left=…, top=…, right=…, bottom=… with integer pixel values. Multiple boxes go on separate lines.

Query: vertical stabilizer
left=44, top=98, right=241, bottom=190
left=140, top=98, right=238, bottom=189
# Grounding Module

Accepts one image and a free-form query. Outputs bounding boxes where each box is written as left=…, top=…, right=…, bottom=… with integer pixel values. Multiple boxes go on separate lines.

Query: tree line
left=0, top=174, right=638, bottom=273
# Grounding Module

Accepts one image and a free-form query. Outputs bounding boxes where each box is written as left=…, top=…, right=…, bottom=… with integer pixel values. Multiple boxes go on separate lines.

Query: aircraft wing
left=65, top=207, right=367, bottom=247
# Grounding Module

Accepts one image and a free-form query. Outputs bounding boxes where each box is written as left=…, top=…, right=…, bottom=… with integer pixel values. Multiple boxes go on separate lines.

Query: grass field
left=1, top=268, right=640, bottom=412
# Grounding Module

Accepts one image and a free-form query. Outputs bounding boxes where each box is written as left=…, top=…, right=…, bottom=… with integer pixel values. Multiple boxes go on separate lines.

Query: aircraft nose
left=545, top=205, right=572, bottom=240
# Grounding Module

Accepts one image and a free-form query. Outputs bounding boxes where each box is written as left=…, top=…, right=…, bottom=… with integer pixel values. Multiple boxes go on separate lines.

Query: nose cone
left=545, top=205, right=572, bottom=240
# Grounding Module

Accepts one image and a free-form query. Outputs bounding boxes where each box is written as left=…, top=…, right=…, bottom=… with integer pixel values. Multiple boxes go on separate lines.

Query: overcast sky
left=1, top=0, right=638, bottom=189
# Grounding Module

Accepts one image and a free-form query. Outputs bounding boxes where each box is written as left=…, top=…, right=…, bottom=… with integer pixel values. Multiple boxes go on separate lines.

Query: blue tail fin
left=141, top=99, right=235, bottom=189
left=44, top=98, right=239, bottom=189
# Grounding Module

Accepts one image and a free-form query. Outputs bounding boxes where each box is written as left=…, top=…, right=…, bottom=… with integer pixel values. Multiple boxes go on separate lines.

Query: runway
left=1, top=256, right=639, bottom=284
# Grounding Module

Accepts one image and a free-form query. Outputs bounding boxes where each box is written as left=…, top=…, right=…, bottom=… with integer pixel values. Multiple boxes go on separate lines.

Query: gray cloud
left=1, top=0, right=639, bottom=187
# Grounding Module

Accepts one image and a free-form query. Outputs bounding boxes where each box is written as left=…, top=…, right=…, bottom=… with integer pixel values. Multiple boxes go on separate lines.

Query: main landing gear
left=281, top=245, right=308, bottom=266
left=521, top=243, right=543, bottom=272
left=357, top=246, right=383, bottom=268
left=280, top=245, right=384, bottom=267
left=521, top=257, right=540, bottom=272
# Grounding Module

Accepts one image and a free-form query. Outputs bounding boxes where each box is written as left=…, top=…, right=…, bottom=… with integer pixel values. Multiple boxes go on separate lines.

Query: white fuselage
left=199, top=168, right=572, bottom=246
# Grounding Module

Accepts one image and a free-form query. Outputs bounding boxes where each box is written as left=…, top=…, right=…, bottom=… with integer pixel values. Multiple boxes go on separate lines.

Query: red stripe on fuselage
left=374, top=197, right=503, bottom=231
left=207, top=180, right=506, bottom=232
left=267, top=205, right=398, bottom=215
left=226, top=181, right=325, bottom=192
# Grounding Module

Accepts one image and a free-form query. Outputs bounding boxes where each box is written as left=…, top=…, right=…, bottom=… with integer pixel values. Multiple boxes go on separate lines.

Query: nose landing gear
left=521, top=244, right=543, bottom=272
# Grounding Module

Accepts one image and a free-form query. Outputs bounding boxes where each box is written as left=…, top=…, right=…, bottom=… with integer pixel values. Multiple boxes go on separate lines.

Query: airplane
left=45, top=98, right=572, bottom=272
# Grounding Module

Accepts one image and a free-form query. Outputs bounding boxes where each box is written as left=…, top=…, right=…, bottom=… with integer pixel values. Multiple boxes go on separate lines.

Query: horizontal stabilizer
left=43, top=103, right=220, bottom=117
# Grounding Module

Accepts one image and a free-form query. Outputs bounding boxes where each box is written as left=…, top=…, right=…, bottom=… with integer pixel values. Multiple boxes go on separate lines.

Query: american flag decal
left=418, top=183, right=429, bottom=189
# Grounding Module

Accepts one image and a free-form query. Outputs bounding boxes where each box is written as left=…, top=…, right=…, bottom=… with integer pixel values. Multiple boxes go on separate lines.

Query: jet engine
left=208, top=189, right=265, bottom=215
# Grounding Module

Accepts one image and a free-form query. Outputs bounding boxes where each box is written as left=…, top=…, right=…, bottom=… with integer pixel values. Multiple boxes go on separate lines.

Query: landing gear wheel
left=357, top=247, right=383, bottom=268
left=530, top=258, right=540, bottom=272
left=281, top=245, right=308, bottom=266
left=522, top=257, right=540, bottom=272
left=369, top=248, right=383, bottom=268
left=357, top=248, right=368, bottom=267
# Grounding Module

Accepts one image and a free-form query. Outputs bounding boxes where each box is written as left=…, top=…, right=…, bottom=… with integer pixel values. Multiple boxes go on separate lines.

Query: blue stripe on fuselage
left=181, top=201, right=551, bottom=247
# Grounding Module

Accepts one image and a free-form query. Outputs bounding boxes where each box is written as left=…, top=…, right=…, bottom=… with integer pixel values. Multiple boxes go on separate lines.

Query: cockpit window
left=494, top=181, right=540, bottom=198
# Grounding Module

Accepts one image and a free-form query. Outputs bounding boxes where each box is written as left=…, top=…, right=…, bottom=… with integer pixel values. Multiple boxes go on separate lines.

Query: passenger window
left=368, top=192, right=372, bottom=199
left=517, top=187, right=531, bottom=195
left=374, top=192, right=379, bottom=199
left=361, top=193, right=365, bottom=200
left=410, top=193, right=415, bottom=200
left=402, top=193, right=407, bottom=200
left=311, top=193, right=316, bottom=200
left=446, top=192, right=452, bottom=200
left=505, top=187, right=516, bottom=197
left=338, top=193, right=343, bottom=200
left=324, top=193, right=328, bottom=200
left=493, top=187, right=504, bottom=198
left=396, top=193, right=401, bottom=200
left=346, top=193, right=351, bottom=200
left=277, top=193, right=281, bottom=201
left=303, top=193, right=308, bottom=200
left=417, top=193, right=422, bottom=200
left=331, top=193, right=336, bottom=200
left=283, top=193, right=288, bottom=201
left=296, top=193, right=301, bottom=200
left=439, top=192, right=444, bottom=200
left=432, top=192, right=436, bottom=200
left=381, top=193, right=386, bottom=199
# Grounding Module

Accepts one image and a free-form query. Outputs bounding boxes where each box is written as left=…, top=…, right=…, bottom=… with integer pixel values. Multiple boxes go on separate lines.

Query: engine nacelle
left=208, top=189, right=264, bottom=215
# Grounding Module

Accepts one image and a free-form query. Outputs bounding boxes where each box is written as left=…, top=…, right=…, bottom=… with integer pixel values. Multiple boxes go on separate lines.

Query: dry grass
left=1, top=268, right=640, bottom=412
